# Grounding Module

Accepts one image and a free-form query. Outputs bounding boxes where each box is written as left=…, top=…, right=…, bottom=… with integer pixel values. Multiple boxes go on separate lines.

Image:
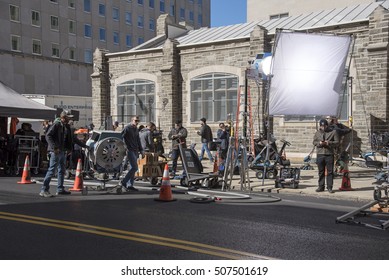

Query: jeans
left=171, top=149, right=180, bottom=174
left=41, top=151, right=66, bottom=192
left=316, top=154, right=334, bottom=190
left=199, top=142, right=214, bottom=161
left=121, top=150, right=138, bottom=188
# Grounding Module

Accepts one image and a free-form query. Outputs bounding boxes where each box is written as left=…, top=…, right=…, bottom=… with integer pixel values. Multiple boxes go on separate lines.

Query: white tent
left=0, top=81, right=56, bottom=119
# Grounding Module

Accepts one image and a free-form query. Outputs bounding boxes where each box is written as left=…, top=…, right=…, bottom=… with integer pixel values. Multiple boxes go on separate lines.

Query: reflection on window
left=190, top=73, right=238, bottom=122
left=117, top=80, right=156, bottom=123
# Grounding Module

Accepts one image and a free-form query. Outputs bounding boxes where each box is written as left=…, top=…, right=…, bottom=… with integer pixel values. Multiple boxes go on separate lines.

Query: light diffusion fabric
left=268, top=31, right=352, bottom=116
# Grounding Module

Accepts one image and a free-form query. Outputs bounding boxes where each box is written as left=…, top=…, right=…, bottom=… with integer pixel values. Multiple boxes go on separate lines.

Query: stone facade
left=92, top=8, right=389, bottom=160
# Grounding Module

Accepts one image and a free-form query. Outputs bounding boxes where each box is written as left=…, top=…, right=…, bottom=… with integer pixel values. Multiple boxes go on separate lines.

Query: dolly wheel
left=150, top=177, right=158, bottom=186
left=255, top=170, right=264, bottom=179
left=266, top=170, right=277, bottom=179
left=116, top=187, right=122, bottom=195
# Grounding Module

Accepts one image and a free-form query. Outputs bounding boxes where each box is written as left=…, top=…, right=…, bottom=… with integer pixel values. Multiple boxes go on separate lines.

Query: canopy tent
left=0, top=81, right=56, bottom=119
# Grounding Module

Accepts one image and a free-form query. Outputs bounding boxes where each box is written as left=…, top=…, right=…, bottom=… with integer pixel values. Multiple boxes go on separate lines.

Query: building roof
left=122, top=0, right=388, bottom=53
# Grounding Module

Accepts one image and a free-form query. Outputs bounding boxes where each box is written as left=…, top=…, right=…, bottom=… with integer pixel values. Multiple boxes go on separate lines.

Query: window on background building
left=149, top=19, right=155, bottom=30
left=160, top=0, right=165, bottom=13
left=68, top=0, right=75, bottom=8
left=137, top=16, right=144, bottom=28
left=269, top=13, right=289, bottom=20
left=190, top=73, right=238, bottom=122
left=113, top=7, right=120, bottom=21
left=11, top=35, right=21, bottom=51
left=126, top=34, right=132, bottom=48
left=180, top=8, right=185, bottom=19
left=198, top=14, right=202, bottom=25
left=32, top=39, right=42, bottom=55
left=113, top=31, right=120, bottom=44
left=117, top=80, right=156, bottom=123
left=125, top=12, right=132, bottom=25
left=50, top=16, right=59, bottom=30
left=149, top=0, right=154, bottom=9
left=189, top=11, right=194, bottom=21
left=138, top=0, right=144, bottom=5
left=84, top=24, right=92, bottom=38
left=84, top=0, right=91, bottom=12
left=198, top=0, right=202, bottom=6
left=99, top=4, right=106, bottom=16
left=69, top=47, right=76, bottom=60
left=84, top=49, right=92, bottom=64
left=138, top=37, right=144, bottom=45
left=69, top=20, right=76, bottom=34
left=170, top=3, right=175, bottom=16
left=9, top=5, right=20, bottom=22
left=52, top=44, right=60, bottom=58
left=99, top=28, right=106, bottom=41
left=31, top=10, right=40, bottom=26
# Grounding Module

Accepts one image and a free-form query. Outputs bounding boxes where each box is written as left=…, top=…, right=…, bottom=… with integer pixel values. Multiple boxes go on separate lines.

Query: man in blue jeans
left=197, top=117, right=214, bottom=163
left=120, top=116, right=144, bottom=191
left=40, top=111, right=88, bottom=197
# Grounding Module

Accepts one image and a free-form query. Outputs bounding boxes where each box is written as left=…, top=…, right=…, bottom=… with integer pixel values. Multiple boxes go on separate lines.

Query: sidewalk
left=199, top=161, right=381, bottom=202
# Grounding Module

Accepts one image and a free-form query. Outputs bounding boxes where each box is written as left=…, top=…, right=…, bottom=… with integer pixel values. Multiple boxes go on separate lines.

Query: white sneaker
left=39, top=191, right=54, bottom=198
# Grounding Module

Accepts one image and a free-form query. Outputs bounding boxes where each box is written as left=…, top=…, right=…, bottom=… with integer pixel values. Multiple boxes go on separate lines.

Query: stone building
left=92, top=1, right=389, bottom=160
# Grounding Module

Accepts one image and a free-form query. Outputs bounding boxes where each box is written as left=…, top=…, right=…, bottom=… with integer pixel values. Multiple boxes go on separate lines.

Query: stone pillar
left=91, top=48, right=110, bottom=129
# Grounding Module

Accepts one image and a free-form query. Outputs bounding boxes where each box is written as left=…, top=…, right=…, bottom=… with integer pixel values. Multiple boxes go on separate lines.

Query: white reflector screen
left=268, top=32, right=351, bottom=116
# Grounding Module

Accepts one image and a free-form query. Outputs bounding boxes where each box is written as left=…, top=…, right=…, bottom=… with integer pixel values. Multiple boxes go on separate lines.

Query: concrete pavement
left=198, top=161, right=383, bottom=203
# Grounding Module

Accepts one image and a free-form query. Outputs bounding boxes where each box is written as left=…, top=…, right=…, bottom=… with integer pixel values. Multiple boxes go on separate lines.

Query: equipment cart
left=178, top=143, right=221, bottom=189
left=15, top=135, right=40, bottom=175
left=135, top=152, right=164, bottom=186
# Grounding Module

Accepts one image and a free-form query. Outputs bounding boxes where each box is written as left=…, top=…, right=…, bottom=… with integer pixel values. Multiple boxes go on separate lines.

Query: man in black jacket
left=197, top=117, right=214, bottom=163
left=40, top=111, right=88, bottom=197
left=120, top=116, right=144, bottom=191
left=313, top=119, right=339, bottom=193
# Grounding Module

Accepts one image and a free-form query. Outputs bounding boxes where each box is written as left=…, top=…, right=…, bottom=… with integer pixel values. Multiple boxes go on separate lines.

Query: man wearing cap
left=313, top=119, right=339, bottom=193
left=120, top=116, right=144, bottom=191
left=168, top=120, right=187, bottom=177
left=197, top=117, right=214, bottom=163
left=40, top=111, right=88, bottom=197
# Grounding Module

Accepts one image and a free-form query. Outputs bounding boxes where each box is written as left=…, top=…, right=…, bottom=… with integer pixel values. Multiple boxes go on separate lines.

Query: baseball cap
left=60, top=111, right=74, bottom=118
left=319, top=119, right=328, bottom=126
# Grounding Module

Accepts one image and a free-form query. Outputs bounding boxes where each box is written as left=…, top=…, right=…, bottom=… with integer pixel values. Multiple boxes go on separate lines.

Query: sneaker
left=328, top=189, right=335, bottom=194
left=56, top=189, right=71, bottom=195
left=315, top=187, right=324, bottom=192
left=39, top=191, right=54, bottom=198
left=127, top=186, right=138, bottom=192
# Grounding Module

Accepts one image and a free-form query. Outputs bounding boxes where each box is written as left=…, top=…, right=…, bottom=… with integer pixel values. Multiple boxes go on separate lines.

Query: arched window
left=190, top=73, right=238, bottom=122
left=117, top=79, right=155, bottom=123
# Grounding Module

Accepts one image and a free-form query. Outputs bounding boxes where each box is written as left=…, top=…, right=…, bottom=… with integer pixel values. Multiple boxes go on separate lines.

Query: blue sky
left=211, top=0, right=247, bottom=27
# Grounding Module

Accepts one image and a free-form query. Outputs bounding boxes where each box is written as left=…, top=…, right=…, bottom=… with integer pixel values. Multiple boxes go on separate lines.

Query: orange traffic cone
left=69, top=158, right=83, bottom=192
left=17, top=155, right=36, bottom=184
left=339, top=169, right=353, bottom=191
left=155, top=164, right=176, bottom=202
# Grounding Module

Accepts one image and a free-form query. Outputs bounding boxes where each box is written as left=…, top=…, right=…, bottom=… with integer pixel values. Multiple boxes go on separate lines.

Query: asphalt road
left=0, top=176, right=388, bottom=260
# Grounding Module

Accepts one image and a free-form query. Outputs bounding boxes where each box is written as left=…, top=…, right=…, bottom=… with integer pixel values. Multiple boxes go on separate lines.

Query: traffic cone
left=339, top=169, right=353, bottom=191
left=69, top=158, right=83, bottom=192
left=155, top=164, right=176, bottom=202
left=17, top=155, right=36, bottom=184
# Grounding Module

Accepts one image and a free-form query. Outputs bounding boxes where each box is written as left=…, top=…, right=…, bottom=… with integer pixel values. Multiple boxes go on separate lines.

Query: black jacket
left=46, top=119, right=86, bottom=152
left=121, top=124, right=143, bottom=153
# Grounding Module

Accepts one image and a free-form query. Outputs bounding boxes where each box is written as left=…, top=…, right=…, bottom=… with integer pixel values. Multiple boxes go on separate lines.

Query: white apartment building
left=0, top=0, right=210, bottom=100
left=247, top=0, right=376, bottom=20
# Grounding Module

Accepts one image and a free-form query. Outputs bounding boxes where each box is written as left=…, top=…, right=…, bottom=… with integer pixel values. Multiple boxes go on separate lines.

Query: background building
left=0, top=0, right=210, bottom=103
left=93, top=1, right=389, bottom=160
left=247, top=0, right=375, bottom=20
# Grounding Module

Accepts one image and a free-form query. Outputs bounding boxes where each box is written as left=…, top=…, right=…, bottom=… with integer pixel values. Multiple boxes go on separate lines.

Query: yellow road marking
left=0, top=211, right=275, bottom=260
